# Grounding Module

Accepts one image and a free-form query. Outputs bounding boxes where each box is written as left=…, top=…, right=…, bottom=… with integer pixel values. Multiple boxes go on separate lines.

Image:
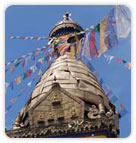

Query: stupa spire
left=63, top=11, right=72, bottom=20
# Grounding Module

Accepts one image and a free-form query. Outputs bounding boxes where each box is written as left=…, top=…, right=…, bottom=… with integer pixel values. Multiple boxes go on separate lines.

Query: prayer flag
left=32, top=55, right=35, bottom=60
left=120, top=109, right=128, bottom=117
left=106, top=89, right=112, bottom=97
left=15, top=61, right=21, bottom=67
left=99, top=17, right=108, bottom=56
left=34, top=50, right=41, bottom=56
left=5, top=82, right=9, bottom=93
left=21, top=87, right=27, bottom=92
left=116, top=58, right=122, bottom=63
left=99, top=78, right=104, bottom=86
left=14, top=58, right=19, bottom=64
left=6, top=105, right=12, bottom=111
left=94, top=24, right=100, bottom=32
left=15, top=76, right=22, bottom=85
left=59, top=44, right=68, bottom=56
left=21, top=59, right=25, bottom=67
left=38, top=70, right=43, bottom=76
left=75, top=35, right=79, bottom=42
left=105, top=13, right=118, bottom=48
left=30, top=65, right=37, bottom=73
left=5, top=68, right=9, bottom=72
left=122, top=60, right=127, bottom=63
left=76, top=39, right=82, bottom=56
left=35, top=37, right=40, bottom=40
left=108, top=8, right=115, bottom=22
left=6, top=62, right=11, bottom=66
left=115, top=6, right=131, bottom=39
left=9, top=81, right=14, bottom=90
left=26, top=69, right=32, bottom=77
left=27, top=81, right=32, bottom=87
left=22, top=73, right=27, bottom=80
left=120, top=104, right=125, bottom=110
left=120, top=104, right=128, bottom=117
left=38, top=58, right=44, bottom=64
left=70, top=44, right=75, bottom=58
left=25, top=56, right=31, bottom=65
left=10, top=66, right=15, bottom=73
left=22, top=36, right=27, bottom=40
left=10, top=98, right=17, bottom=103
left=42, top=46, right=47, bottom=51
left=110, top=96, right=118, bottom=103
left=17, top=93, right=22, bottom=97
left=81, top=32, right=90, bottom=58
left=125, top=62, right=131, bottom=70
left=89, top=30, right=98, bottom=58
left=63, top=45, right=70, bottom=55
left=104, top=54, right=114, bottom=63
left=77, top=35, right=86, bottom=59
left=57, top=44, right=66, bottom=53
left=36, top=62, right=41, bottom=69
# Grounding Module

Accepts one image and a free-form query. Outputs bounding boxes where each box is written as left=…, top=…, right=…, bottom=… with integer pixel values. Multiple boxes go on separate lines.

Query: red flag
left=89, top=30, right=98, bottom=58
left=10, top=98, right=17, bottom=103
left=26, top=69, right=32, bottom=77
left=63, top=45, right=70, bottom=55
left=21, top=59, right=25, bottom=67
left=22, top=36, right=26, bottom=40
left=116, top=58, right=122, bottom=63
left=35, top=37, right=40, bottom=40
left=111, top=21, right=116, bottom=25
left=120, top=104, right=125, bottom=110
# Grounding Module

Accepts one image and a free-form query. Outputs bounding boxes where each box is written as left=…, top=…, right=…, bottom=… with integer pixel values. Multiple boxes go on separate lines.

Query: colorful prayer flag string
left=7, top=29, right=88, bottom=42
left=8, top=36, right=50, bottom=40
left=5, top=45, right=48, bottom=68
left=5, top=53, right=56, bottom=114
left=104, top=54, right=131, bottom=70
left=6, top=52, right=55, bottom=91
left=91, top=6, right=130, bottom=57
left=81, top=56, right=128, bottom=118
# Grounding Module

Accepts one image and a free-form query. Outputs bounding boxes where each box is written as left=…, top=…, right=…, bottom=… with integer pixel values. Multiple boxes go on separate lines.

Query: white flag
left=30, top=65, right=37, bottom=73
left=104, top=54, right=114, bottom=63
left=115, top=6, right=131, bottom=39
left=5, top=82, right=9, bottom=94
left=27, top=81, right=32, bottom=87
left=82, top=33, right=90, bottom=59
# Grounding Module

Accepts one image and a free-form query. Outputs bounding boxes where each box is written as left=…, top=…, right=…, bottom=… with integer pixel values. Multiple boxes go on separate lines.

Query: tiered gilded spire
left=49, top=11, right=84, bottom=37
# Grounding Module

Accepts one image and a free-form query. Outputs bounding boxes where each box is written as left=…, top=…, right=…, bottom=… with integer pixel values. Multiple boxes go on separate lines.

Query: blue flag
left=105, top=9, right=118, bottom=49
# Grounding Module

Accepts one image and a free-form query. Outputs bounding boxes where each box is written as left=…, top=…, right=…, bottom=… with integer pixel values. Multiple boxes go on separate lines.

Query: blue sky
left=5, top=5, right=131, bottom=138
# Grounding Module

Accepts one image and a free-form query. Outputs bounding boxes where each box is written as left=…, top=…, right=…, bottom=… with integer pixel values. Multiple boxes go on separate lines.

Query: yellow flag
left=99, top=16, right=108, bottom=57
left=75, top=35, right=79, bottom=42
left=38, top=58, right=43, bottom=64
left=10, top=66, right=15, bottom=73
left=58, top=44, right=66, bottom=53
left=58, top=35, right=68, bottom=41
left=38, top=70, right=43, bottom=76
left=15, top=76, right=22, bottom=85
left=70, top=44, right=75, bottom=58
left=76, top=39, right=82, bottom=56
left=125, top=62, right=131, bottom=70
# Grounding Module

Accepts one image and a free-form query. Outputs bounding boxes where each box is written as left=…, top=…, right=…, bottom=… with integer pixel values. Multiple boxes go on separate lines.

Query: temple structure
left=6, top=12, right=120, bottom=138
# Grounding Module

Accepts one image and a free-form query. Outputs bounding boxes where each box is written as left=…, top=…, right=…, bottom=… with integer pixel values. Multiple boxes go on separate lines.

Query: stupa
left=6, top=12, right=120, bottom=138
